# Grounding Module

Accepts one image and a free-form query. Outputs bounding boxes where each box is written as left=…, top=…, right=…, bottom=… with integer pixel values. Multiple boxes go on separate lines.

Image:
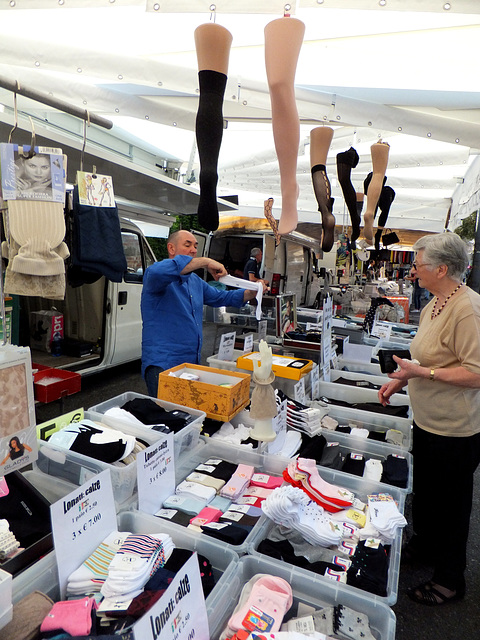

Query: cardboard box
left=29, top=310, right=63, bottom=353
left=157, top=363, right=250, bottom=422
left=236, top=352, right=313, bottom=380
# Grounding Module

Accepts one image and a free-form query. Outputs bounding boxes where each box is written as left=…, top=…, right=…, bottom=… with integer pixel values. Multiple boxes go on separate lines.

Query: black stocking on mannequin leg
left=195, top=70, right=227, bottom=230
left=311, top=164, right=335, bottom=252
left=310, top=126, right=335, bottom=252
left=363, top=141, right=390, bottom=245
left=194, top=23, right=232, bottom=231
left=336, top=147, right=360, bottom=250
left=374, top=185, right=396, bottom=251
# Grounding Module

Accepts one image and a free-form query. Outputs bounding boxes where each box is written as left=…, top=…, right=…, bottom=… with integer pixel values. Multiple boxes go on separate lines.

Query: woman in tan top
left=379, top=232, right=480, bottom=606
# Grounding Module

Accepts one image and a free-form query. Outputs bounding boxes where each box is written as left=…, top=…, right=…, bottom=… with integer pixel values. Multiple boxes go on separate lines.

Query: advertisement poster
left=0, top=143, right=65, bottom=203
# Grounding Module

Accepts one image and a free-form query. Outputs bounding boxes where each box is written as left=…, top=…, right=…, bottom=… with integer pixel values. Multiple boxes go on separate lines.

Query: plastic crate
left=87, top=391, right=204, bottom=460
left=146, top=439, right=289, bottom=555
left=318, top=403, right=413, bottom=451
left=318, top=379, right=412, bottom=416
left=117, top=509, right=239, bottom=610
left=317, top=428, right=413, bottom=494
left=249, top=464, right=405, bottom=606
left=33, top=409, right=178, bottom=507
left=337, top=356, right=383, bottom=376
left=33, top=368, right=81, bottom=403
left=208, top=555, right=396, bottom=640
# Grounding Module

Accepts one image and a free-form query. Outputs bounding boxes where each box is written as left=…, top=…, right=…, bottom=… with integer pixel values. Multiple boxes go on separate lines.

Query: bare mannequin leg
left=265, top=17, right=305, bottom=236
left=310, top=127, right=335, bottom=251
left=363, top=141, right=389, bottom=245
left=194, top=23, right=232, bottom=231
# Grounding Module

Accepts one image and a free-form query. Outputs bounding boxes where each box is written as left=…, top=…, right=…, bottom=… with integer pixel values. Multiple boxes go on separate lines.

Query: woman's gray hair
left=413, top=233, right=469, bottom=282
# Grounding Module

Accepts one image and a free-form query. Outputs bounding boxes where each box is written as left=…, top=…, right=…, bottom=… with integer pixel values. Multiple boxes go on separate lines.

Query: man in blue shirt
left=141, top=229, right=263, bottom=396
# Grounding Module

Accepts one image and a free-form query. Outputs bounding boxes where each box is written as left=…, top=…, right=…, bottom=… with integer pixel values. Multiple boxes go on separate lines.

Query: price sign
left=132, top=553, right=209, bottom=640
left=322, top=295, right=333, bottom=378
left=138, top=433, right=175, bottom=515
left=267, top=399, right=287, bottom=454
left=243, top=333, right=254, bottom=354
left=50, top=469, right=117, bottom=598
left=294, top=377, right=306, bottom=404
left=258, top=319, right=267, bottom=341
left=218, top=331, right=236, bottom=361
left=371, top=320, right=392, bottom=340
left=311, top=364, right=320, bottom=400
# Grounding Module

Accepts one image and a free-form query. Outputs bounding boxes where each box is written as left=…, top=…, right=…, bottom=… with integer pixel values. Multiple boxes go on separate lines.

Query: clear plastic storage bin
left=249, top=463, right=405, bottom=606
left=33, top=409, right=185, bottom=507
left=87, top=391, right=204, bottom=458
left=208, top=555, right=396, bottom=640
left=0, top=569, right=12, bottom=630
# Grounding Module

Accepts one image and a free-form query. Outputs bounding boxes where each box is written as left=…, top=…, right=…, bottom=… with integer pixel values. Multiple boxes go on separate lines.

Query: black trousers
left=412, top=423, right=480, bottom=590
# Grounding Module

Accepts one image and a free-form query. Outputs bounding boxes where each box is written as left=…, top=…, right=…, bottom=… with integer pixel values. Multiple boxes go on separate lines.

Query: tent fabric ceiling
left=0, top=1, right=479, bottom=241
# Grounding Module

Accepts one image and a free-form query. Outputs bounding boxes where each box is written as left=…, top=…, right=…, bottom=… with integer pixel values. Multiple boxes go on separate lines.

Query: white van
left=194, top=216, right=336, bottom=307
left=14, top=215, right=156, bottom=375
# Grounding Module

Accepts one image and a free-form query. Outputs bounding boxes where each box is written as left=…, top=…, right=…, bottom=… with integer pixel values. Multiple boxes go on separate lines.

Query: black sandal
left=407, top=580, right=465, bottom=606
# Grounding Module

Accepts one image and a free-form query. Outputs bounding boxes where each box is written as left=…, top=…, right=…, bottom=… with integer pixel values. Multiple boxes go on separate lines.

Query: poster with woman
left=0, top=143, right=66, bottom=203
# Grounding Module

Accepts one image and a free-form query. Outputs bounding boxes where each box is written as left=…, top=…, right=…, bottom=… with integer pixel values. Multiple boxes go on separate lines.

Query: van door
left=109, top=228, right=155, bottom=365
left=285, top=241, right=310, bottom=305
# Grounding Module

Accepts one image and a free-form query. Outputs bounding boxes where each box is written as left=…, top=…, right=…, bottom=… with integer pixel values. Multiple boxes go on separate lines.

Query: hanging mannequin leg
left=336, top=153, right=359, bottom=249
left=310, top=127, right=335, bottom=252
left=265, top=17, right=305, bottom=236
left=311, top=164, right=335, bottom=252
left=363, top=142, right=390, bottom=245
left=194, top=23, right=232, bottom=231
left=195, top=70, right=227, bottom=231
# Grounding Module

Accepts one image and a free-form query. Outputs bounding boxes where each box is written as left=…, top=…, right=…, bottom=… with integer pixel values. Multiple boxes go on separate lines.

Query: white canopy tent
left=0, top=0, right=479, bottom=241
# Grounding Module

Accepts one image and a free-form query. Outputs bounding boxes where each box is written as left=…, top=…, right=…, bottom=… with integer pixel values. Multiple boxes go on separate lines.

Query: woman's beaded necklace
left=431, top=283, right=462, bottom=319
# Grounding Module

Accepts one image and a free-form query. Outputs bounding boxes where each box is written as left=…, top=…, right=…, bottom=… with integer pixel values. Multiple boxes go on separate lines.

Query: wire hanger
left=80, top=110, right=90, bottom=172
left=7, top=83, right=19, bottom=144
left=23, top=116, right=36, bottom=159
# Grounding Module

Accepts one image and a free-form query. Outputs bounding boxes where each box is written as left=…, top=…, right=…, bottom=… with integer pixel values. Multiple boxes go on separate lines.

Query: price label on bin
left=138, top=433, right=175, bottom=515
left=50, top=469, right=117, bottom=598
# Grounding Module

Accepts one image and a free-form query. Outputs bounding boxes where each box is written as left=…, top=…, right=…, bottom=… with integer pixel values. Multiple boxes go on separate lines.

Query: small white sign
left=343, top=342, right=373, bottom=364
left=322, top=295, right=333, bottom=370
left=243, top=333, right=254, bottom=354
left=311, top=364, right=320, bottom=400
left=132, top=553, right=209, bottom=640
left=50, top=470, right=117, bottom=598
left=137, top=433, right=175, bottom=515
left=218, top=331, right=236, bottom=361
left=294, top=377, right=306, bottom=404
left=323, top=362, right=331, bottom=382
left=258, top=320, right=268, bottom=341
left=371, top=320, right=392, bottom=340
left=306, top=322, right=322, bottom=331
left=267, top=399, right=287, bottom=455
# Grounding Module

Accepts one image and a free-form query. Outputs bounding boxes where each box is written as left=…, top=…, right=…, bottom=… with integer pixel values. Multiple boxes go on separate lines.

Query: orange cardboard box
left=157, top=363, right=251, bottom=422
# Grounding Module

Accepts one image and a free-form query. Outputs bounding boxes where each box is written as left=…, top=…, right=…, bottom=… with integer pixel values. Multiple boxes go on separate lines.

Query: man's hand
left=206, top=259, right=228, bottom=280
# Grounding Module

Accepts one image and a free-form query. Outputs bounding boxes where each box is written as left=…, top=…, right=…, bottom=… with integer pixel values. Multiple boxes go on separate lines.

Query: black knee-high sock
left=336, top=148, right=360, bottom=246
left=195, top=70, right=228, bottom=231
left=377, top=185, right=396, bottom=229
left=311, top=163, right=335, bottom=252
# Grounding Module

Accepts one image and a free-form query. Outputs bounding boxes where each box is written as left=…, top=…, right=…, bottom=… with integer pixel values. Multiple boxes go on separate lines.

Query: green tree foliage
left=145, top=215, right=209, bottom=260
left=454, top=211, right=477, bottom=240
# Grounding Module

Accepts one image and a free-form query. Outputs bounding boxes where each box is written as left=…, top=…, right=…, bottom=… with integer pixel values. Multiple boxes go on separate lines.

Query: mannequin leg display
left=336, top=147, right=360, bottom=250
left=263, top=197, right=280, bottom=247
left=264, top=17, right=305, bottom=236
left=375, top=185, right=396, bottom=251
left=363, top=141, right=390, bottom=245
left=310, top=127, right=335, bottom=252
left=194, top=23, right=233, bottom=231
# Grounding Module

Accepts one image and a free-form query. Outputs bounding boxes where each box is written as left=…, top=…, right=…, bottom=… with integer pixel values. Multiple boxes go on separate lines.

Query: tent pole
left=0, top=75, right=113, bottom=130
